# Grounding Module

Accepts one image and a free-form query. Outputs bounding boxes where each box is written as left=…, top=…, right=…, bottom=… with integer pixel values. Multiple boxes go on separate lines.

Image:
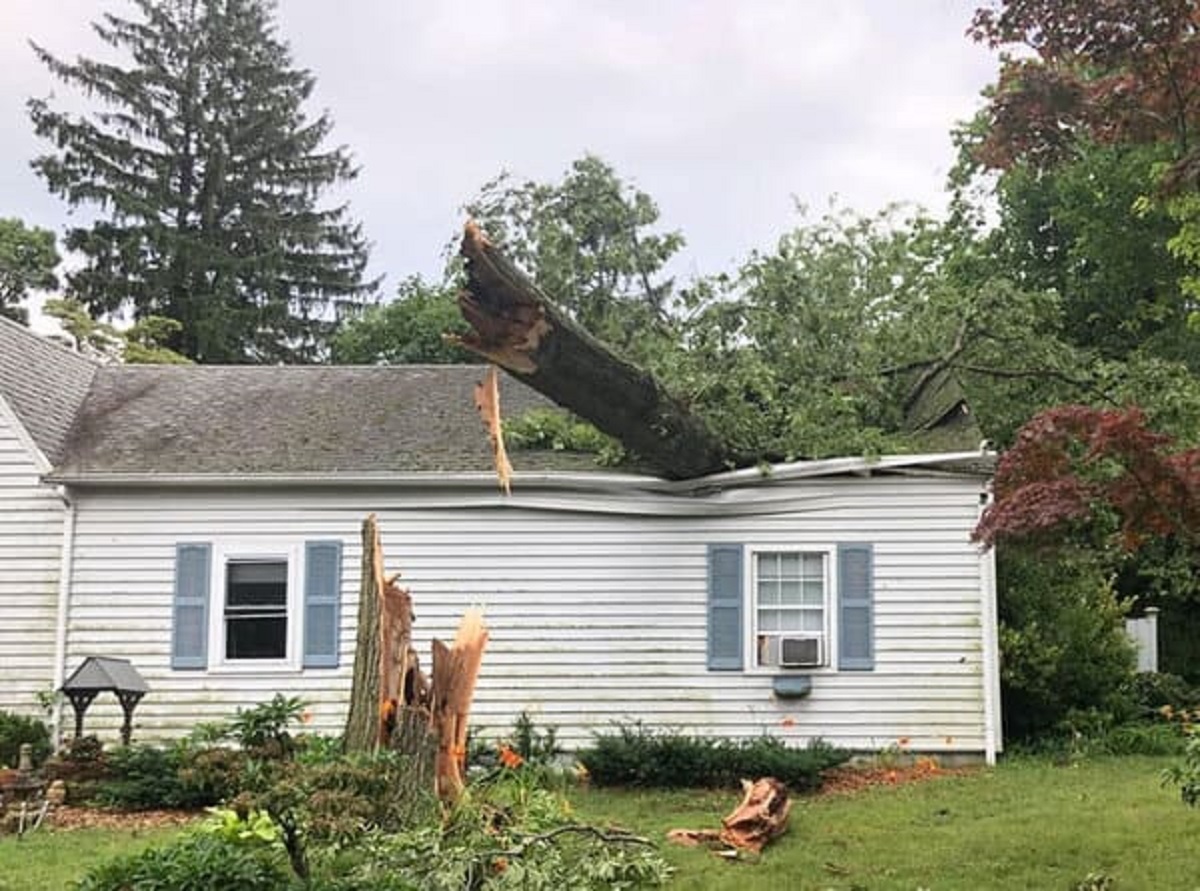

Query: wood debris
left=667, top=777, right=792, bottom=855
left=474, top=364, right=513, bottom=495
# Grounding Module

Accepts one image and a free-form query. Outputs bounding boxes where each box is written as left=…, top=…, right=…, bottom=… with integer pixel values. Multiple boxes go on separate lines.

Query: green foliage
left=0, top=710, right=51, bottom=768
left=75, top=830, right=294, bottom=891
left=465, top=154, right=684, bottom=359
left=1163, top=728, right=1200, bottom=807
left=1122, top=672, right=1199, bottom=715
left=0, top=218, right=58, bottom=323
left=93, top=742, right=245, bottom=810
left=990, top=143, right=1191, bottom=363
left=314, top=772, right=672, bottom=891
left=504, top=409, right=626, bottom=464
left=228, top=694, right=308, bottom=757
left=44, top=297, right=190, bottom=364
left=997, top=549, right=1137, bottom=740
left=578, top=723, right=848, bottom=791
left=672, top=205, right=1075, bottom=457
left=28, top=0, right=376, bottom=363
left=331, top=276, right=475, bottom=365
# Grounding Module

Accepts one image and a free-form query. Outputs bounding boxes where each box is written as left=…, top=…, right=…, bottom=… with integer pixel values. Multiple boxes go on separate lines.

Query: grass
left=0, top=756, right=1195, bottom=889
left=0, top=824, right=183, bottom=891
left=574, top=755, right=1200, bottom=890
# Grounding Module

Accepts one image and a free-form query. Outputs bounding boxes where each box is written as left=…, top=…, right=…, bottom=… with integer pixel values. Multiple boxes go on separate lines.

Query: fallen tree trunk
left=455, top=221, right=732, bottom=480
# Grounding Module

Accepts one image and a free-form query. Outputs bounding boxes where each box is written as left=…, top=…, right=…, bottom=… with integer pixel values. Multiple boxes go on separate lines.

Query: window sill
left=204, top=661, right=304, bottom=675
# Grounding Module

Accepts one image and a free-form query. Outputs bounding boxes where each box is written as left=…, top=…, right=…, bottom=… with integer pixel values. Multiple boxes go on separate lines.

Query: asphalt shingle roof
left=56, top=363, right=604, bottom=477
left=0, top=316, right=98, bottom=464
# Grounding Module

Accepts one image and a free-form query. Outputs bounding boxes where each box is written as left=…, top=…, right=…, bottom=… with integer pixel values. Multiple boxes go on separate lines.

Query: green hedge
left=578, top=723, right=849, bottom=791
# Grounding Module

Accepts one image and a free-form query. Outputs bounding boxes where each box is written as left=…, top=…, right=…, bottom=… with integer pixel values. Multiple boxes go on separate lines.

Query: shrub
left=229, top=694, right=309, bottom=758
left=0, top=710, right=51, bottom=768
left=76, top=831, right=294, bottom=891
left=1163, top=728, right=1200, bottom=807
left=1121, top=672, right=1198, bottom=714
left=94, top=742, right=245, bottom=810
left=998, top=548, right=1137, bottom=740
left=578, top=723, right=849, bottom=790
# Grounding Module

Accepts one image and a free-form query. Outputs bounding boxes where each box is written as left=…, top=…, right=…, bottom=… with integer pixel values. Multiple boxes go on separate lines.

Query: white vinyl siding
left=62, top=475, right=993, bottom=755
left=0, top=403, right=62, bottom=716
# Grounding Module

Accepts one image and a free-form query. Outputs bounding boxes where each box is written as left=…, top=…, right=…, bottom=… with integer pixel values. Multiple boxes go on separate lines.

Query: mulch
left=48, top=806, right=201, bottom=832
left=818, top=760, right=978, bottom=797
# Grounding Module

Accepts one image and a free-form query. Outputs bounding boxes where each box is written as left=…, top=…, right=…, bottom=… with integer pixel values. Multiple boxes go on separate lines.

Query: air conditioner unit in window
left=779, top=636, right=823, bottom=668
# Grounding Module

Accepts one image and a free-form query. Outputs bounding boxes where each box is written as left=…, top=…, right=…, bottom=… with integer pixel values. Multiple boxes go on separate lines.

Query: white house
left=0, top=317, right=1002, bottom=762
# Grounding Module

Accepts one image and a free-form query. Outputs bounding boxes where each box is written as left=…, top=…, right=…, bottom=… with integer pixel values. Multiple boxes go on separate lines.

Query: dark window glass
left=225, top=560, right=287, bottom=659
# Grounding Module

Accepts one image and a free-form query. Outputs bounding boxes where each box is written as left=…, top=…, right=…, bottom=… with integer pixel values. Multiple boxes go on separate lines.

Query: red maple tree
left=974, top=405, right=1200, bottom=550
left=969, top=1, right=1200, bottom=177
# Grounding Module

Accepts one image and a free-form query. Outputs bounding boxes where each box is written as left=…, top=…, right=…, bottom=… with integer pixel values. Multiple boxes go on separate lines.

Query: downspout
left=51, top=486, right=77, bottom=745
left=978, top=490, right=1001, bottom=766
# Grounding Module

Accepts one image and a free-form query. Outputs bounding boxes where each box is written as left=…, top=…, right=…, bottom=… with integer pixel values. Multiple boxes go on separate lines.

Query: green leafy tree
left=45, top=297, right=190, bottom=364
left=331, top=276, right=476, bottom=365
left=0, top=218, right=59, bottom=324
left=28, top=0, right=376, bottom=363
left=465, top=155, right=684, bottom=358
left=671, top=206, right=1080, bottom=457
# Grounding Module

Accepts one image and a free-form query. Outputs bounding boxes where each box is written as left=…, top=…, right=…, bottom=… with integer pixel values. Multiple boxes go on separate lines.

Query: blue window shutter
left=838, top=543, right=875, bottom=670
left=707, top=544, right=744, bottom=670
left=304, top=540, right=342, bottom=668
left=172, top=543, right=211, bottom=670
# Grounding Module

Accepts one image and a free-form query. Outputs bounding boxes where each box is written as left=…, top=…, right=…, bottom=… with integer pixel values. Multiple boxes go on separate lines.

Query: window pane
left=757, top=552, right=780, bottom=580
left=758, top=609, right=779, bottom=633
left=780, top=610, right=804, bottom=631
left=778, top=581, right=802, bottom=605
left=800, top=581, right=824, bottom=605
left=228, top=561, right=287, bottom=608
left=778, top=553, right=800, bottom=577
left=801, top=610, right=824, bottom=632
left=226, top=616, right=287, bottom=659
left=800, top=554, right=823, bottom=578
left=760, top=578, right=782, bottom=606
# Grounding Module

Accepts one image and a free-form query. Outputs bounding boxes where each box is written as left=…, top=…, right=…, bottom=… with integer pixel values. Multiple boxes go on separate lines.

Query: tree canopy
left=28, top=0, right=376, bottom=363
left=0, top=218, right=59, bottom=324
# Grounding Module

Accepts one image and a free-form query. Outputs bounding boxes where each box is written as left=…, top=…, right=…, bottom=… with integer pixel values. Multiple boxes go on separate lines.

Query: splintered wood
left=342, top=514, right=488, bottom=802
left=474, top=364, right=513, bottom=495
left=667, top=777, right=792, bottom=855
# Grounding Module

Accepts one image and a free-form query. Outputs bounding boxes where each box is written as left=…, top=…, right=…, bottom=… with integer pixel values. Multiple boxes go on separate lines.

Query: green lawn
left=0, top=757, right=1195, bottom=890
left=0, top=824, right=183, bottom=891
left=574, top=756, right=1200, bottom=891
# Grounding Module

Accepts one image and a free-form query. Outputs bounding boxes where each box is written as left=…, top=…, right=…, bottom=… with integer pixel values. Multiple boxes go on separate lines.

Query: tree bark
left=455, top=221, right=732, bottom=480
left=342, top=514, right=383, bottom=752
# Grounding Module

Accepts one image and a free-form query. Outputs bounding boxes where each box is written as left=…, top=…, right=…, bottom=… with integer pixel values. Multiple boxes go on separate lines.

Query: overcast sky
left=0, top=0, right=997, bottom=296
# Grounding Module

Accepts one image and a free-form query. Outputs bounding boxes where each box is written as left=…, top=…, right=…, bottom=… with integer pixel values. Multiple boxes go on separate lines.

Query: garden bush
left=578, top=723, right=849, bottom=790
left=93, top=742, right=245, bottom=810
left=0, top=710, right=51, bottom=768
left=998, top=548, right=1137, bottom=740
left=76, top=830, right=295, bottom=891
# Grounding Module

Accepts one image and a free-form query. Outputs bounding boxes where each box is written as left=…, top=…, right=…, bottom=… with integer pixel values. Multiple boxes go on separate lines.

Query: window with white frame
left=209, top=544, right=302, bottom=666
left=752, top=550, right=829, bottom=668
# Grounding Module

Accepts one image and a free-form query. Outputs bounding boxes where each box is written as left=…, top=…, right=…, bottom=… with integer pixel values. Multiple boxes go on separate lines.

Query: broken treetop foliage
left=455, top=209, right=1077, bottom=478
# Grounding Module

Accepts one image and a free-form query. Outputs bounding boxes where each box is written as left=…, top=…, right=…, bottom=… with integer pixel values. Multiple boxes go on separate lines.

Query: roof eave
left=45, top=449, right=995, bottom=493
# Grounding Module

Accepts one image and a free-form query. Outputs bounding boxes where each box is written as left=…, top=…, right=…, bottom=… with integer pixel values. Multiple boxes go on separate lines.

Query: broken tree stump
left=454, top=221, right=732, bottom=480
left=668, top=777, right=792, bottom=855
left=430, top=609, right=489, bottom=801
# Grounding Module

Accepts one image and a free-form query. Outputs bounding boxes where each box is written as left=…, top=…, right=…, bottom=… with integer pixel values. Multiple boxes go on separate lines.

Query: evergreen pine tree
left=28, top=0, right=376, bottom=363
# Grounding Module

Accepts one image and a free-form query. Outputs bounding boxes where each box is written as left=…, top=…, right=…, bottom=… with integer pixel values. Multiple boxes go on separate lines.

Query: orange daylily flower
left=498, top=744, right=524, bottom=769
left=300, top=709, right=313, bottom=725
left=780, top=717, right=797, bottom=728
